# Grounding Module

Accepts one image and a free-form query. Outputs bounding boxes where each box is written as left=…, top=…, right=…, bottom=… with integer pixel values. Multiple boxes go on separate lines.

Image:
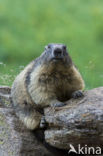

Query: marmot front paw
left=40, top=116, right=47, bottom=129
left=51, top=102, right=66, bottom=107
left=72, top=90, right=84, bottom=99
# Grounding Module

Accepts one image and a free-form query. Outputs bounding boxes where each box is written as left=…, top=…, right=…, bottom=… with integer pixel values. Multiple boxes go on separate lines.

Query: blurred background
left=0, top=0, right=103, bottom=89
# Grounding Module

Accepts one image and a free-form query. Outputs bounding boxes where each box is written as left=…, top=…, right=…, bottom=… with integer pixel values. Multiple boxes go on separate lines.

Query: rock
left=0, top=86, right=67, bottom=156
left=0, top=86, right=11, bottom=94
left=44, top=87, right=103, bottom=149
left=0, top=86, right=103, bottom=155
left=0, top=107, right=58, bottom=156
left=0, top=86, right=11, bottom=107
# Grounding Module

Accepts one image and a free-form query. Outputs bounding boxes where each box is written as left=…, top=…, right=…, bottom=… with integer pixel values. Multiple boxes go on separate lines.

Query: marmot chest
left=39, top=72, right=73, bottom=101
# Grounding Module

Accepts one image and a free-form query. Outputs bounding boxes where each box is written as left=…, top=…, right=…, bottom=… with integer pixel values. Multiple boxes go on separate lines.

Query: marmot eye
left=63, top=45, right=66, bottom=50
left=48, top=45, right=51, bottom=49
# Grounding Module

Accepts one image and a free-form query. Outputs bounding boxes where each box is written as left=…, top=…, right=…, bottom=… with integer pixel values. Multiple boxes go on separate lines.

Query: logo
left=68, top=144, right=101, bottom=155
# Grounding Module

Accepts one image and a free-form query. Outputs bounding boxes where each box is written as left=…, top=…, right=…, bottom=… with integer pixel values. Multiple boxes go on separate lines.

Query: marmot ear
left=45, top=46, right=48, bottom=50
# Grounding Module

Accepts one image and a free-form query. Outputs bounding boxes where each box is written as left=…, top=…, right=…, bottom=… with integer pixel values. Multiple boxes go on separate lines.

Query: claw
left=72, top=90, right=84, bottom=99
left=51, top=102, right=66, bottom=107
left=40, top=116, right=46, bottom=128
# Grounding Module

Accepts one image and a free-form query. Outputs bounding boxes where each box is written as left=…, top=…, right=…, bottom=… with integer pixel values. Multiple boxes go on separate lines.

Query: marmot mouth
left=51, top=57, right=63, bottom=61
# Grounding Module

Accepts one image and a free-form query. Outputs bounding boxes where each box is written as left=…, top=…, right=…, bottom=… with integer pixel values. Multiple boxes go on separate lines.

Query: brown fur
left=11, top=44, right=85, bottom=130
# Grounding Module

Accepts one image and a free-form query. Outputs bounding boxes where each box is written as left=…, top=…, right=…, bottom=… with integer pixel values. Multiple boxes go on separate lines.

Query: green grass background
left=0, top=0, right=103, bottom=89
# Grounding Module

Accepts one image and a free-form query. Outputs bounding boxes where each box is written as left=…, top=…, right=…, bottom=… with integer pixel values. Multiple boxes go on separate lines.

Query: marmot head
left=41, top=43, right=72, bottom=66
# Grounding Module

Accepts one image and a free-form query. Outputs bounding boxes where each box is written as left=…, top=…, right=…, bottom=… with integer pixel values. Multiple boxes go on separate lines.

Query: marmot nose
left=54, top=48, right=63, bottom=57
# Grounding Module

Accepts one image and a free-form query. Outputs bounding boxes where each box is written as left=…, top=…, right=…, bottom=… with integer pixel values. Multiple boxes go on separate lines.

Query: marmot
left=11, top=43, right=85, bottom=130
